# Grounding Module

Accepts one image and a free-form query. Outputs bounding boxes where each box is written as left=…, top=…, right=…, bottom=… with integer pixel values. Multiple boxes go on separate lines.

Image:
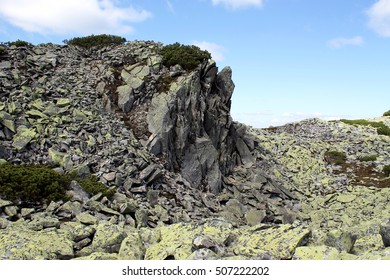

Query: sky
left=0, top=0, right=389, bottom=128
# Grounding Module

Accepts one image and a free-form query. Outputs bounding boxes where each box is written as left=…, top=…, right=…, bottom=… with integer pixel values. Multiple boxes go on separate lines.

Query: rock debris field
left=0, top=41, right=389, bottom=260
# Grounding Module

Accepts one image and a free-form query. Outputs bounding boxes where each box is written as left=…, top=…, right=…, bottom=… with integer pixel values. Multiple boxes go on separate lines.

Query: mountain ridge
left=0, top=40, right=389, bottom=260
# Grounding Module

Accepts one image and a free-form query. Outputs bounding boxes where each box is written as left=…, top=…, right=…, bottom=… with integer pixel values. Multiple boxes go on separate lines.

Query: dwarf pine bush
left=63, top=34, right=126, bottom=49
left=325, top=150, right=347, bottom=165
left=0, top=164, right=70, bottom=205
left=161, top=43, right=211, bottom=71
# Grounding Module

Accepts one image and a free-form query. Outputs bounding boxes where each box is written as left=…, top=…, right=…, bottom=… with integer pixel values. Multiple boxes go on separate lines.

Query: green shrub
left=0, top=164, right=70, bottom=205
left=358, top=154, right=377, bottom=162
left=325, top=150, right=347, bottom=165
left=63, top=34, right=126, bottom=49
left=340, top=119, right=390, bottom=136
left=0, top=46, right=5, bottom=55
left=376, top=125, right=390, bottom=136
left=8, top=40, right=32, bottom=47
left=384, top=165, right=390, bottom=177
left=383, top=110, right=390, bottom=117
left=161, top=43, right=211, bottom=71
left=75, top=175, right=115, bottom=198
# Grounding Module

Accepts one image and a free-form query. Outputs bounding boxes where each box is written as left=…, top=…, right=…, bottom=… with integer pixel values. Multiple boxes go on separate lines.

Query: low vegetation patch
left=384, top=165, right=390, bottom=177
left=324, top=150, right=347, bottom=165
left=69, top=173, right=115, bottom=198
left=0, top=164, right=70, bottom=206
left=0, top=164, right=115, bottom=206
left=0, top=46, right=5, bottom=56
left=161, top=43, right=211, bottom=71
left=340, top=119, right=390, bottom=136
left=383, top=110, right=390, bottom=117
left=63, top=34, right=126, bottom=49
left=358, top=154, right=377, bottom=162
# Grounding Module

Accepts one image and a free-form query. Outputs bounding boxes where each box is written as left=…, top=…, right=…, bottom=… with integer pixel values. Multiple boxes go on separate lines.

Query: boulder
left=117, top=85, right=134, bottom=113
left=118, top=229, right=145, bottom=260
left=12, top=126, right=36, bottom=151
left=0, top=222, right=74, bottom=260
left=90, top=222, right=127, bottom=253
left=324, top=229, right=357, bottom=253
left=293, top=246, right=356, bottom=260
left=380, top=219, right=390, bottom=247
left=230, top=224, right=310, bottom=259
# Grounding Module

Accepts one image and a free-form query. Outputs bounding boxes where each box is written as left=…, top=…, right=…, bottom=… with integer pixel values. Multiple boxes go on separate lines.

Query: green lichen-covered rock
left=201, top=219, right=233, bottom=245
left=245, top=209, right=266, bottom=226
left=90, top=221, right=127, bottom=254
left=187, top=248, right=218, bottom=260
left=325, top=229, right=357, bottom=253
left=48, top=148, right=72, bottom=169
left=26, top=109, right=49, bottom=119
left=12, top=126, right=36, bottom=150
left=118, top=229, right=145, bottom=260
left=336, top=194, right=357, bottom=203
left=0, top=222, right=74, bottom=259
left=56, top=98, right=70, bottom=107
left=76, top=212, right=99, bottom=225
left=231, top=224, right=310, bottom=259
left=74, top=252, right=118, bottom=260
left=292, top=246, right=356, bottom=260
left=353, top=234, right=384, bottom=255
left=145, top=223, right=200, bottom=260
left=0, top=111, right=15, bottom=132
left=58, top=221, right=96, bottom=243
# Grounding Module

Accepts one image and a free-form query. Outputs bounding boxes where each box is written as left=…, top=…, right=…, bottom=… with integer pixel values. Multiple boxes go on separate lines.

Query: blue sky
left=0, top=0, right=389, bottom=128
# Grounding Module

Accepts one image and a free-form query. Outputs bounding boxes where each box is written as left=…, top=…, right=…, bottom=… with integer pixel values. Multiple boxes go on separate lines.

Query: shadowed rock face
left=146, top=61, right=251, bottom=193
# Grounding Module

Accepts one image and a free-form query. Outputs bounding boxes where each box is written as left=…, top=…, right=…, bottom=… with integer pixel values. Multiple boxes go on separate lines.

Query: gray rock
left=187, top=248, right=218, bottom=260
left=56, top=201, right=83, bottom=218
left=147, top=190, right=159, bottom=206
left=135, top=209, right=148, bottom=228
left=117, top=85, right=134, bottom=113
left=324, top=230, right=357, bottom=253
left=4, top=206, right=18, bottom=217
left=66, top=180, right=90, bottom=203
left=91, top=221, right=127, bottom=253
left=121, top=70, right=144, bottom=90
left=76, top=212, right=99, bottom=225
left=12, top=126, right=36, bottom=151
left=380, top=219, right=390, bottom=247
left=225, top=199, right=245, bottom=218
left=245, top=209, right=266, bottom=226
left=118, top=229, right=145, bottom=260
left=103, top=172, right=116, bottom=182
left=0, top=223, right=74, bottom=260
left=74, top=238, right=92, bottom=251
left=0, top=218, right=10, bottom=229
left=0, top=199, right=13, bottom=208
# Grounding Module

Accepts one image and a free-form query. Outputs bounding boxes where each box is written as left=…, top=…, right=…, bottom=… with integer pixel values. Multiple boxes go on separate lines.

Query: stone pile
left=0, top=42, right=389, bottom=259
left=249, top=118, right=390, bottom=258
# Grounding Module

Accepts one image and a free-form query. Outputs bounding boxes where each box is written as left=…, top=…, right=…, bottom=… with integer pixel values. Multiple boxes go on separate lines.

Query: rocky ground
left=0, top=41, right=389, bottom=260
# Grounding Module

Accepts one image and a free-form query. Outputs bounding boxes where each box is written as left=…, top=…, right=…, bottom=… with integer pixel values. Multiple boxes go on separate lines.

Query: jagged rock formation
left=0, top=41, right=389, bottom=260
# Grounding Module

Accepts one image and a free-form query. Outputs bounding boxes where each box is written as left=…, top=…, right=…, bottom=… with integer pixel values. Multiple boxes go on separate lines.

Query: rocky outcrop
left=0, top=41, right=389, bottom=260
left=146, top=62, right=250, bottom=193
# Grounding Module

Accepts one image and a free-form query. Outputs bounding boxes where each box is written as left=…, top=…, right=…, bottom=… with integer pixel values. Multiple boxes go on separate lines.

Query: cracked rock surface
left=0, top=42, right=389, bottom=259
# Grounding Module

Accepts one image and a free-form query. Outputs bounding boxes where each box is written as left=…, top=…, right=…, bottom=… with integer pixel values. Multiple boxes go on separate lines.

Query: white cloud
left=193, top=41, right=225, bottom=62
left=0, top=0, right=152, bottom=35
left=211, top=0, right=263, bottom=10
left=367, top=0, right=390, bottom=37
left=327, top=36, right=364, bottom=48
